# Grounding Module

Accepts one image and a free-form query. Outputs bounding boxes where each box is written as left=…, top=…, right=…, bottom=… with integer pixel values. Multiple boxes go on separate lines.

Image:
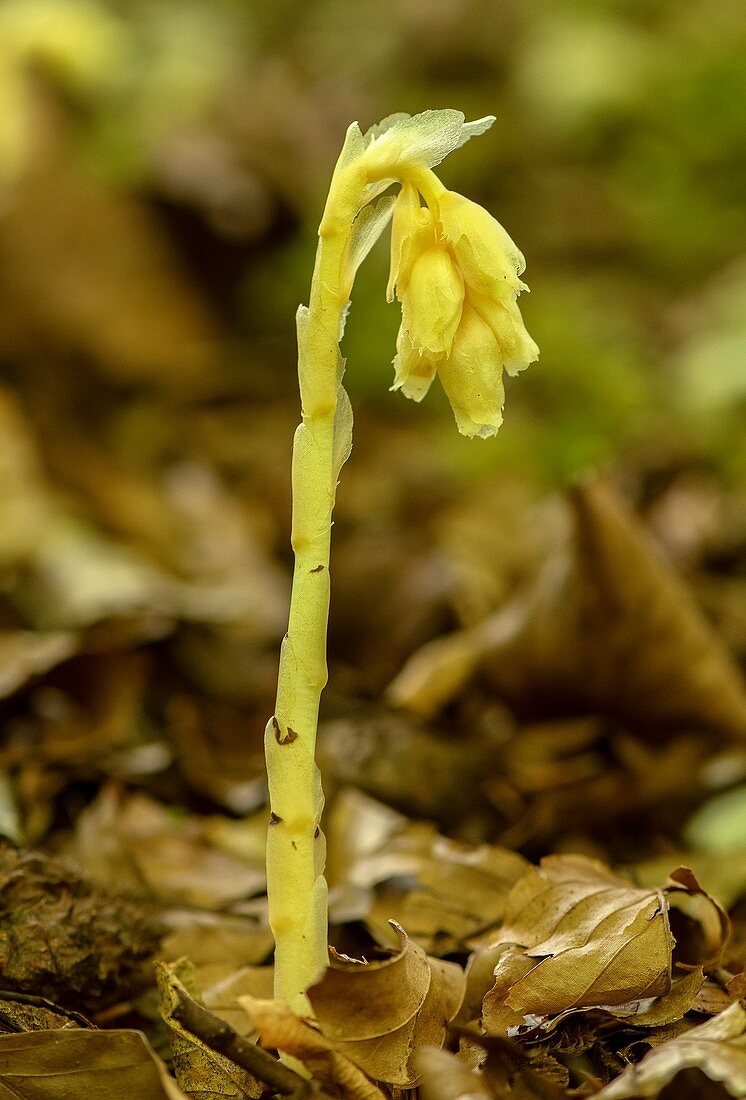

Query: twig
left=170, top=983, right=315, bottom=1099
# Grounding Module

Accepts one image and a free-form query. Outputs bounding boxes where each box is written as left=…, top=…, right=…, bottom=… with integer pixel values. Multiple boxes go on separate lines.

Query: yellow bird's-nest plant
left=265, top=110, right=538, bottom=1015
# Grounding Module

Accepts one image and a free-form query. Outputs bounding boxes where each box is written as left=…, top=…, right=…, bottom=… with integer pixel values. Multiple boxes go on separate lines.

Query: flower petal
left=471, top=292, right=540, bottom=376
left=402, top=247, right=464, bottom=358
left=437, top=191, right=526, bottom=301
left=387, top=182, right=433, bottom=302
left=437, top=305, right=505, bottom=437
left=362, top=111, right=495, bottom=180
left=391, top=326, right=438, bottom=402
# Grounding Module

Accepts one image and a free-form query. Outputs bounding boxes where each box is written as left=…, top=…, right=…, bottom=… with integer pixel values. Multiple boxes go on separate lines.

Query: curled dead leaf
left=308, top=922, right=466, bottom=1086
left=665, top=866, right=730, bottom=970
left=597, top=1001, right=746, bottom=1098
left=390, top=481, right=746, bottom=740
left=237, top=995, right=385, bottom=1100
left=482, top=855, right=728, bottom=1033
left=157, top=959, right=261, bottom=1100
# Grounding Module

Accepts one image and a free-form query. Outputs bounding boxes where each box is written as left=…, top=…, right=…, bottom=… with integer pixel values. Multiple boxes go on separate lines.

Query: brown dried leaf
left=0, top=153, right=219, bottom=392
left=163, top=915, right=273, bottom=997
left=0, top=630, right=77, bottom=700
left=342, top=812, right=528, bottom=953
left=0, top=387, right=57, bottom=564
left=307, top=923, right=465, bottom=1086
left=597, top=1001, right=746, bottom=1098
left=483, top=856, right=728, bottom=1032
left=0, top=842, right=160, bottom=1013
left=390, top=482, right=746, bottom=739
left=665, top=866, right=730, bottom=970
left=71, top=786, right=266, bottom=908
left=237, top=995, right=385, bottom=1100
left=0, top=992, right=90, bottom=1033
left=416, top=1045, right=492, bottom=1100
left=517, top=967, right=706, bottom=1039
left=157, top=959, right=261, bottom=1100
left=319, top=708, right=510, bottom=827
left=310, top=923, right=431, bottom=1043
left=0, top=1028, right=186, bottom=1098
left=485, top=856, right=673, bottom=1023
left=202, top=966, right=275, bottom=1036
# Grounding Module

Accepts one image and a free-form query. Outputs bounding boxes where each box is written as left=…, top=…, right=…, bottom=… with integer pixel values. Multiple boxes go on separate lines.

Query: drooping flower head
left=337, top=110, right=538, bottom=438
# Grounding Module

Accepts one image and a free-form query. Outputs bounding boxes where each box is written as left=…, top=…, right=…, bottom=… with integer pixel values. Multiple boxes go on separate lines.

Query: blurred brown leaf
left=0, top=630, right=77, bottom=700
left=72, top=786, right=266, bottom=909
left=0, top=152, right=219, bottom=392
left=346, top=818, right=529, bottom=954
left=416, top=1045, right=492, bottom=1100
left=596, top=1001, right=746, bottom=1098
left=319, top=707, right=512, bottom=827
left=162, top=915, right=273, bottom=999
left=390, top=481, right=746, bottom=740
left=0, top=1028, right=186, bottom=1098
left=0, top=842, right=160, bottom=1013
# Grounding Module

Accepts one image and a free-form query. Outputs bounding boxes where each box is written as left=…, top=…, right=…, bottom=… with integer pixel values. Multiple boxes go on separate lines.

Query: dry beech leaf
left=597, top=1001, right=746, bottom=1098
left=319, top=708, right=510, bottom=827
left=348, top=821, right=529, bottom=954
left=307, top=922, right=465, bottom=1086
left=0, top=991, right=90, bottom=1034
left=416, top=1045, right=492, bottom=1100
left=0, top=1028, right=186, bottom=1098
left=665, top=866, right=730, bottom=970
left=0, top=630, right=78, bottom=700
left=390, top=481, right=746, bottom=740
left=0, top=153, right=219, bottom=393
left=202, top=966, right=275, bottom=1036
left=162, top=915, right=273, bottom=998
left=72, top=786, right=266, bottom=909
left=690, top=977, right=735, bottom=1017
left=157, top=959, right=261, bottom=1100
left=0, top=842, right=160, bottom=1013
left=236, top=995, right=385, bottom=1100
left=482, top=855, right=728, bottom=1033
left=515, top=967, right=706, bottom=1040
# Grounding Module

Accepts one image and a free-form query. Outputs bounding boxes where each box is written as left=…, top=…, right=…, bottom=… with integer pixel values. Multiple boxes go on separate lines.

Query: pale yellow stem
left=265, top=154, right=367, bottom=1016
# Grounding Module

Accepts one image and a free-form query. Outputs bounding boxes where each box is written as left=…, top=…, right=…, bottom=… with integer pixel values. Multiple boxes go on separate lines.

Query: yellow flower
left=388, top=183, right=537, bottom=437
left=392, top=327, right=437, bottom=402
left=337, top=109, right=538, bottom=437
left=438, top=303, right=506, bottom=438
left=387, top=181, right=434, bottom=301
left=436, top=190, right=527, bottom=302
left=401, top=246, right=464, bottom=359
left=469, top=290, right=539, bottom=377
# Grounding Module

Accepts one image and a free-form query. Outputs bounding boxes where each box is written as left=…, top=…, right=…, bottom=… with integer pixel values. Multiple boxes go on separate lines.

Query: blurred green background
left=1, top=0, right=744, bottom=486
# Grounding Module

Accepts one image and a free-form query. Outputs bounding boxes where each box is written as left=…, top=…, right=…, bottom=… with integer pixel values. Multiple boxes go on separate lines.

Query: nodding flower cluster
left=345, top=110, right=538, bottom=438
left=389, top=178, right=538, bottom=437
